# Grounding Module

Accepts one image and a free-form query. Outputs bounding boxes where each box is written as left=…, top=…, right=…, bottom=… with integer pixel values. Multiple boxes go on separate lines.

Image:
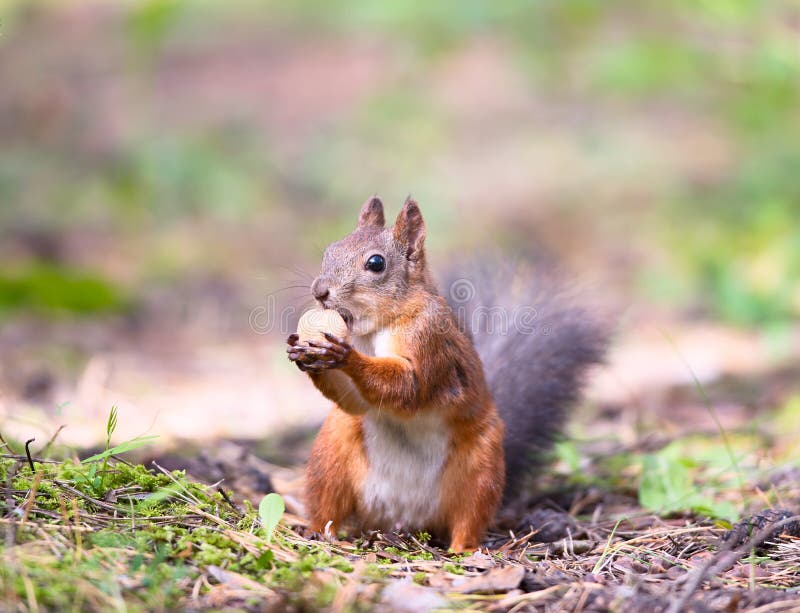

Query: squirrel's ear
left=393, top=196, right=426, bottom=262
left=357, top=196, right=385, bottom=229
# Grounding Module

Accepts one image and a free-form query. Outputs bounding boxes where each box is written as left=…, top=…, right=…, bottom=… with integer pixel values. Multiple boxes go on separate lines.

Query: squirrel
left=287, top=196, right=608, bottom=551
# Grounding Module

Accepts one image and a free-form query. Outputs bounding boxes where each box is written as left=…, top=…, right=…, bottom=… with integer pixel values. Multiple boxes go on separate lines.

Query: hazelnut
left=297, top=308, right=348, bottom=344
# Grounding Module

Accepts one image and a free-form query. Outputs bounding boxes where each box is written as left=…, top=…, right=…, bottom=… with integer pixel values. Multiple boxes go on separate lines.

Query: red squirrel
left=287, top=196, right=607, bottom=551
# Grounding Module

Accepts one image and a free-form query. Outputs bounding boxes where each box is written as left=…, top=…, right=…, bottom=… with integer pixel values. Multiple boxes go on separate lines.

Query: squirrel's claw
left=300, top=359, right=340, bottom=372
left=288, top=353, right=329, bottom=373
left=289, top=346, right=340, bottom=361
left=288, top=334, right=352, bottom=373
left=307, top=339, right=348, bottom=361
left=322, top=333, right=353, bottom=362
left=323, top=332, right=350, bottom=348
left=288, top=346, right=319, bottom=369
left=288, top=343, right=346, bottom=371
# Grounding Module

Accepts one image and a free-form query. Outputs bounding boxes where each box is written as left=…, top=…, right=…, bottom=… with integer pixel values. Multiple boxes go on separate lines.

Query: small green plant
left=100, top=406, right=118, bottom=489
left=77, top=407, right=158, bottom=496
left=415, top=531, right=431, bottom=544
left=638, top=443, right=737, bottom=521
left=554, top=440, right=582, bottom=473
left=592, top=518, right=623, bottom=574
left=258, top=492, right=285, bottom=544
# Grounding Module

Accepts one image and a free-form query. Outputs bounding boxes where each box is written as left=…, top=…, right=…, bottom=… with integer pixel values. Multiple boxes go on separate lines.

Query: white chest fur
left=351, top=328, right=393, bottom=358
left=350, top=327, right=450, bottom=529
left=361, top=411, right=449, bottom=530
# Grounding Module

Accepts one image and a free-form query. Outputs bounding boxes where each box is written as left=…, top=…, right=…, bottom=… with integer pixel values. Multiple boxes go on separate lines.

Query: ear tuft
left=357, top=196, right=385, bottom=229
left=393, top=196, right=426, bottom=261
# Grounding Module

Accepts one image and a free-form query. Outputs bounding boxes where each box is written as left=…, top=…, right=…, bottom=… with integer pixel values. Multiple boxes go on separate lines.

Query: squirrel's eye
left=365, top=254, right=386, bottom=273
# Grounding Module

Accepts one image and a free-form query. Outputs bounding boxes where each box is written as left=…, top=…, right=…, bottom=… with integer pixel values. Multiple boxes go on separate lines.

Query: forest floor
left=1, top=315, right=800, bottom=612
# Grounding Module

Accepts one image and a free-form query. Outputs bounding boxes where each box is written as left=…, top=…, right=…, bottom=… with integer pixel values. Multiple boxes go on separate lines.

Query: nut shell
left=297, top=308, right=348, bottom=343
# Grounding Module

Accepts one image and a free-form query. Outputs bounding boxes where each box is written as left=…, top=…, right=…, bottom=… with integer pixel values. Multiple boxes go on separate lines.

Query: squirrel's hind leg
left=439, top=414, right=505, bottom=552
left=442, top=479, right=501, bottom=552
left=305, top=408, right=368, bottom=537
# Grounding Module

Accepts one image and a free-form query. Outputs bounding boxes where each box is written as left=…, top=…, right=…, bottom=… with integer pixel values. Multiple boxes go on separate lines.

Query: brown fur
left=289, top=197, right=505, bottom=551
left=305, top=409, right=368, bottom=535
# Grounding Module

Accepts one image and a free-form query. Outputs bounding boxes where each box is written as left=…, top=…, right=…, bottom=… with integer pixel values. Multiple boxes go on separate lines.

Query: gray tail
left=442, top=258, right=610, bottom=499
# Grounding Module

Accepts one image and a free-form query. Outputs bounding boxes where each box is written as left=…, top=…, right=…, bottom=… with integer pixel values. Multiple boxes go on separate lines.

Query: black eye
left=365, top=254, right=386, bottom=273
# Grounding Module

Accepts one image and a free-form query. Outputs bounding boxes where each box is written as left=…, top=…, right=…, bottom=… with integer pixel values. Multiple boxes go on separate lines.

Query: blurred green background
left=0, top=0, right=798, bottom=327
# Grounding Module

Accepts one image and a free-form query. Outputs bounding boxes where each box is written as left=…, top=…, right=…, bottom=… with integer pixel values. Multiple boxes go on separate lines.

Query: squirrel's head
left=311, top=196, right=429, bottom=336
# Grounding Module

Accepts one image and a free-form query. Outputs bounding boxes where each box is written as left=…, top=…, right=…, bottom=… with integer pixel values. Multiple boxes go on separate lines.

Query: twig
left=24, top=439, right=36, bottom=472
left=0, top=432, right=17, bottom=455
left=409, top=534, right=448, bottom=561
left=216, top=486, right=244, bottom=518
left=52, top=481, right=121, bottom=513
left=0, top=455, right=61, bottom=464
left=666, top=515, right=800, bottom=613
left=592, top=518, right=623, bottom=574
left=20, top=471, right=43, bottom=526
left=40, top=426, right=67, bottom=458
left=661, top=330, right=745, bottom=495
left=151, top=461, right=201, bottom=505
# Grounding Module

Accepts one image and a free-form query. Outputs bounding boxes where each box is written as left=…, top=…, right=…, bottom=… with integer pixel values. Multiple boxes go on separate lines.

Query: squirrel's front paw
left=287, top=334, right=319, bottom=371
left=286, top=333, right=351, bottom=372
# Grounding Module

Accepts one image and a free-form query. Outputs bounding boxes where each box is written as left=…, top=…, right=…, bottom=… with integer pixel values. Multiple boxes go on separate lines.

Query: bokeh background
left=1, top=1, right=798, bottom=456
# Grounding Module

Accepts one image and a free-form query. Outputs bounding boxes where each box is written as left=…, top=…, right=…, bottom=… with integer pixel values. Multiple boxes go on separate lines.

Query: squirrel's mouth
left=333, top=307, right=354, bottom=332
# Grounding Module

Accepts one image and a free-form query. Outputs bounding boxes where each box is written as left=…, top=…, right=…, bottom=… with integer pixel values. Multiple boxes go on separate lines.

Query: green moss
left=0, top=457, right=13, bottom=480
left=443, top=562, right=464, bottom=575
left=363, top=564, right=391, bottom=580
left=415, top=531, right=431, bottom=544
left=0, top=448, right=366, bottom=611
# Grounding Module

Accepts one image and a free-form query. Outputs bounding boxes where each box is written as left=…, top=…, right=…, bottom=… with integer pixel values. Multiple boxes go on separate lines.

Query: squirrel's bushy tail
left=442, top=258, right=610, bottom=499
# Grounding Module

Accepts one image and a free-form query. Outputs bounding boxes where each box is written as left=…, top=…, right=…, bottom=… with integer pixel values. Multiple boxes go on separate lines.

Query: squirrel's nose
left=312, top=279, right=330, bottom=302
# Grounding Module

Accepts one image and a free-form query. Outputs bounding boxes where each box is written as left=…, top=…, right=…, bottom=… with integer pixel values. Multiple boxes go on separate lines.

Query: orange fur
left=439, top=412, right=505, bottom=551
left=306, top=409, right=368, bottom=535
left=295, top=197, right=505, bottom=550
left=304, top=295, right=505, bottom=549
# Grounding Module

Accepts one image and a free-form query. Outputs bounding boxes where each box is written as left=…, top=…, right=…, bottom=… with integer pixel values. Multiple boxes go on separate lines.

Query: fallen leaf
left=426, top=572, right=455, bottom=590
left=451, top=565, right=526, bottom=594
left=381, top=580, right=449, bottom=612
left=460, top=551, right=496, bottom=570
